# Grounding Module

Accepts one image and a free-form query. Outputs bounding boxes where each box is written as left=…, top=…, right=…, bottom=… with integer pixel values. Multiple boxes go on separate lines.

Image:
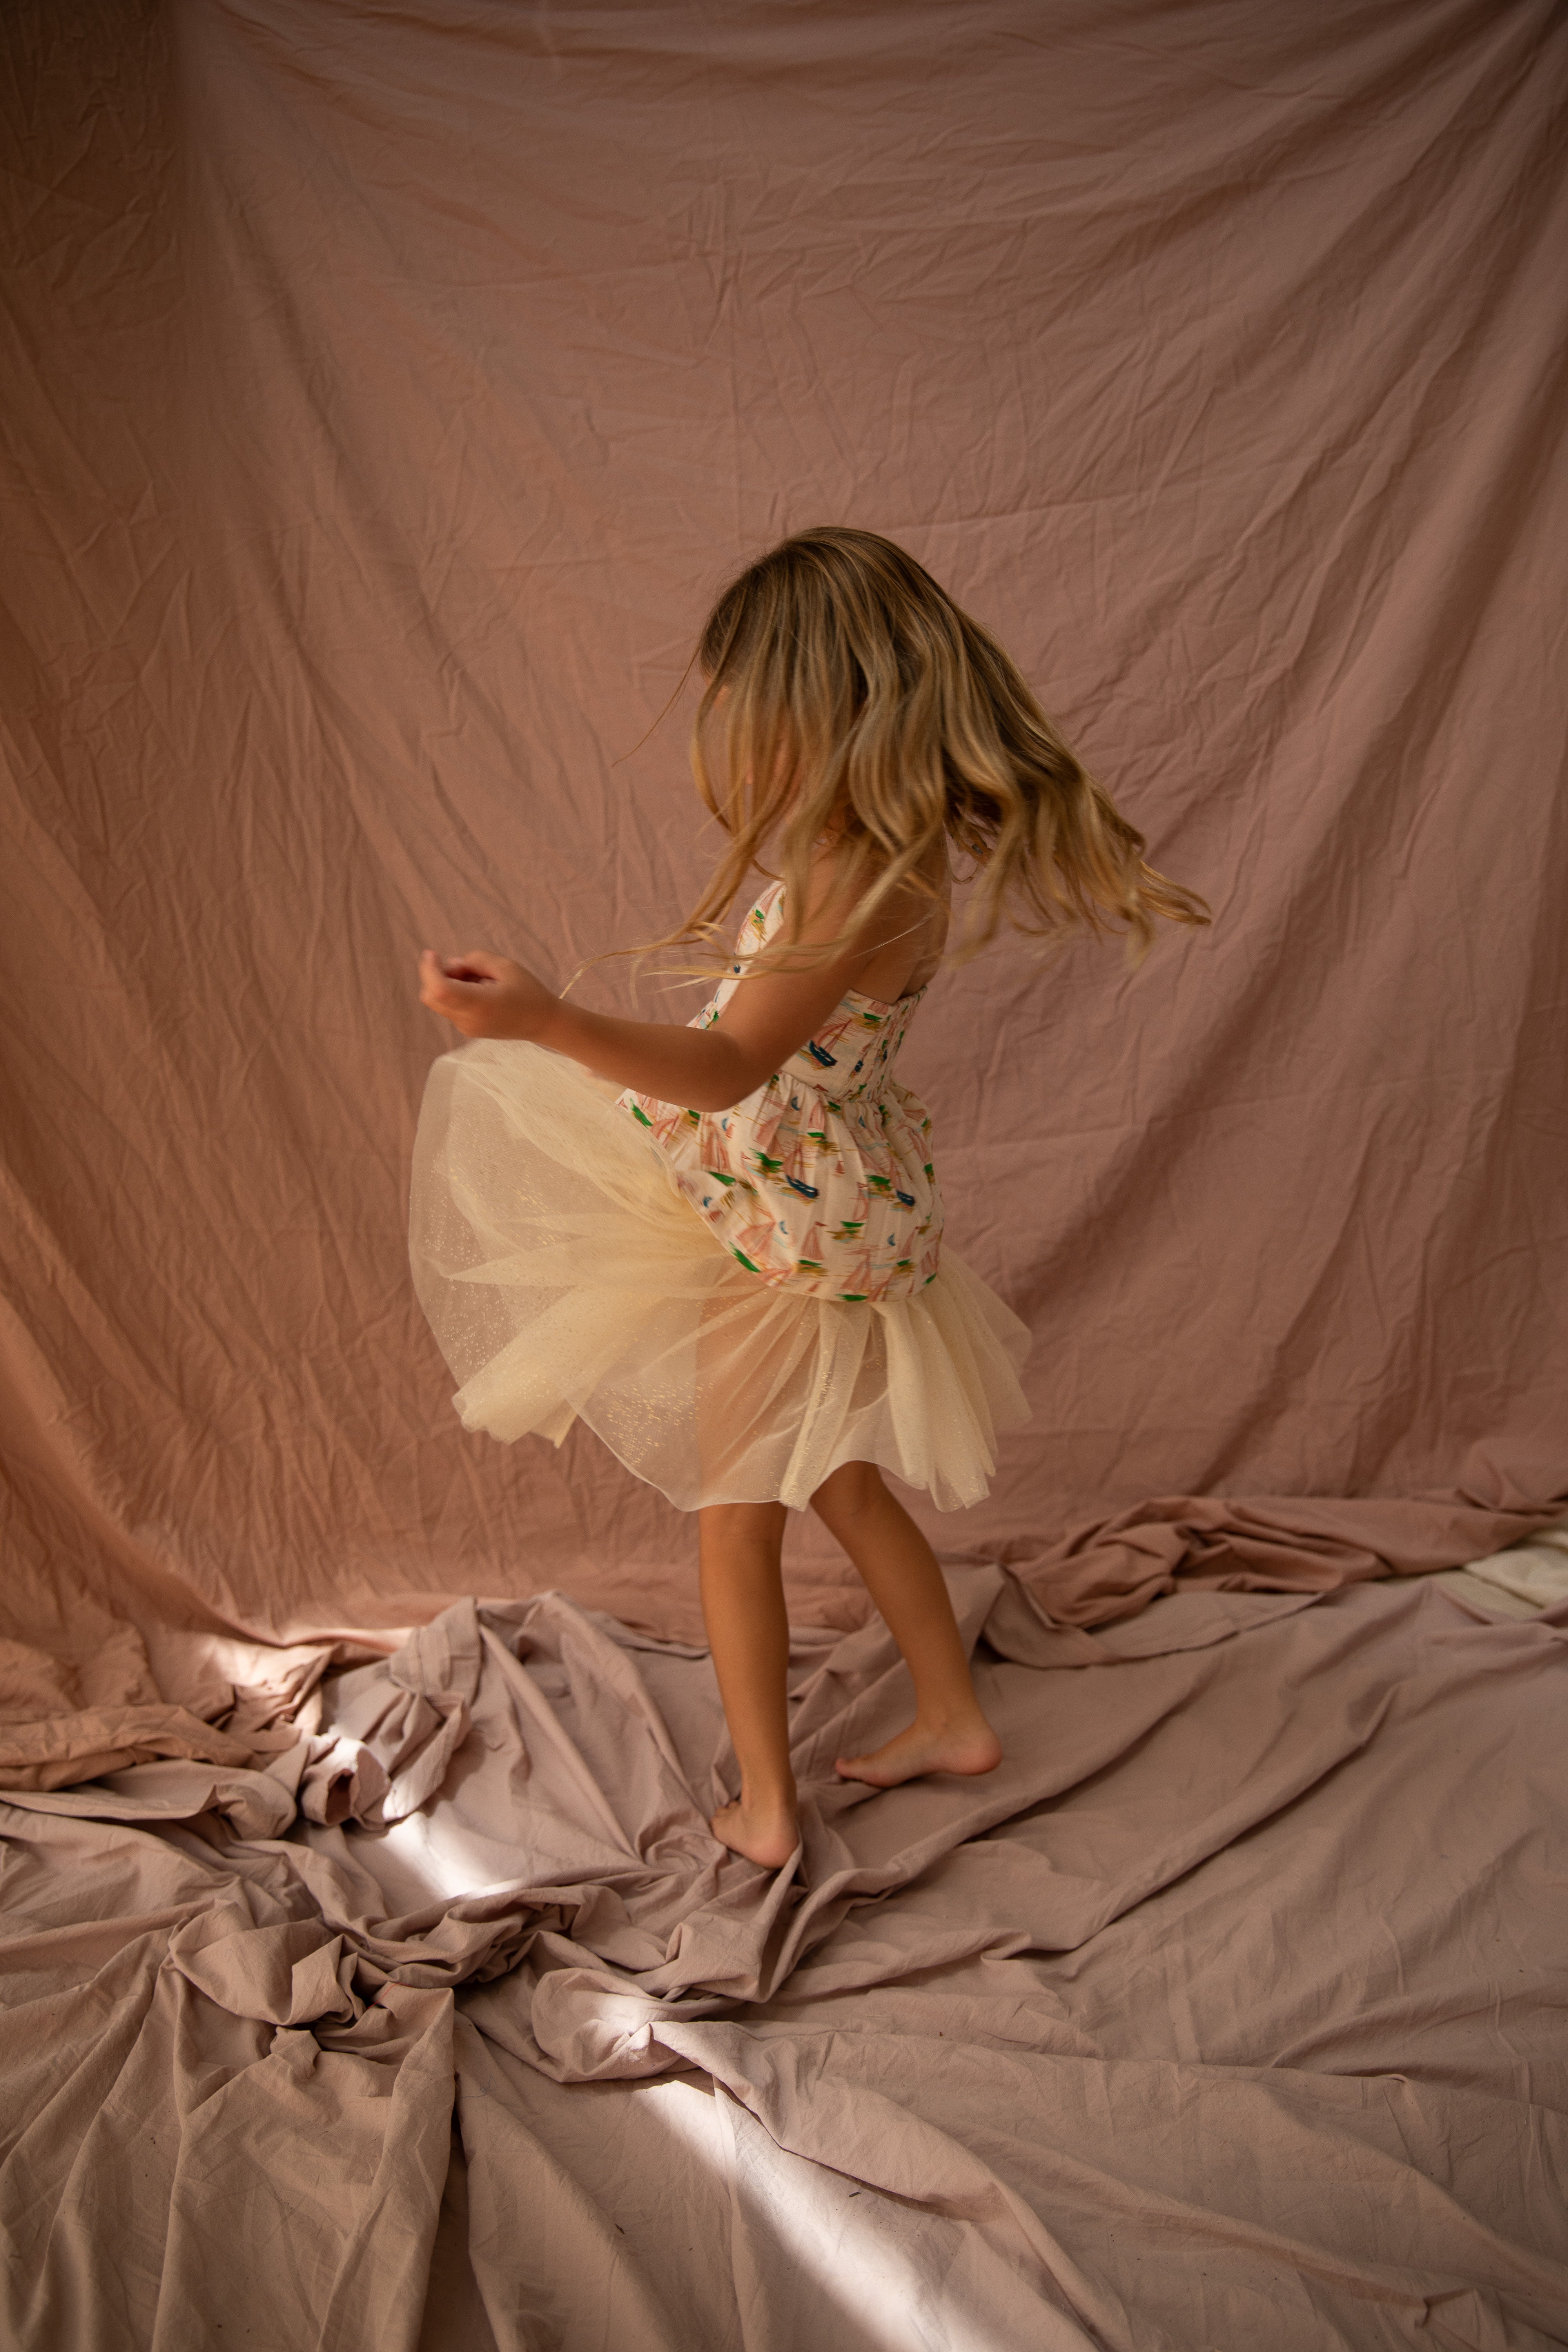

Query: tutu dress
left=409, top=880, right=1030, bottom=1511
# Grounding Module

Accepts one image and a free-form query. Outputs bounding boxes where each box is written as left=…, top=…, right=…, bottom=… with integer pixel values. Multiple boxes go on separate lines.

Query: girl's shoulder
left=802, top=832, right=952, bottom=912
left=802, top=836, right=951, bottom=1001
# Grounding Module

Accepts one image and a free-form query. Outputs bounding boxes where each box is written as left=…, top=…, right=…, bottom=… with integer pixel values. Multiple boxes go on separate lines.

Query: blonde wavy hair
left=647, top=525, right=1209, bottom=976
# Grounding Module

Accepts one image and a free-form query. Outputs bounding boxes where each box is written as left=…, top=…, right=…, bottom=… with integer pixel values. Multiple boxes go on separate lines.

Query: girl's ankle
left=739, top=1781, right=797, bottom=1813
left=913, top=1697, right=986, bottom=1732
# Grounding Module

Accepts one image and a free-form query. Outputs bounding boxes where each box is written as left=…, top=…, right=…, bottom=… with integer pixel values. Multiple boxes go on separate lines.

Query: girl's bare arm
left=417, top=855, right=932, bottom=1113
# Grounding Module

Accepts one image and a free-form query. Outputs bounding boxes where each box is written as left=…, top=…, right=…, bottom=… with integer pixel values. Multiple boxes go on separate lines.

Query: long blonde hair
left=649, top=526, right=1209, bottom=975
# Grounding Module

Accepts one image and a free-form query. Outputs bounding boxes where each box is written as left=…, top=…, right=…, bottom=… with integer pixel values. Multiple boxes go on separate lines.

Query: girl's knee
left=811, top=1461, right=887, bottom=1521
left=700, top=1499, right=788, bottom=1545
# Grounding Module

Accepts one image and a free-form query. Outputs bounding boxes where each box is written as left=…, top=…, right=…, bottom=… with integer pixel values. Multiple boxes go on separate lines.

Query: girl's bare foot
left=835, top=1713, right=1003, bottom=1789
left=711, top=1795, right=800, bottom=1869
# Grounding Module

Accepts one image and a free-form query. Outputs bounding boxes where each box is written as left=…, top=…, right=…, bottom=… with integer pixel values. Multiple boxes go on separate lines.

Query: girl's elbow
left=691, top=1053, right=766, bottom=1112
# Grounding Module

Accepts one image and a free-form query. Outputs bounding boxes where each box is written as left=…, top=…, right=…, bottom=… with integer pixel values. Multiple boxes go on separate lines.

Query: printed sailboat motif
left=620, top=879, right=944, bottom=1301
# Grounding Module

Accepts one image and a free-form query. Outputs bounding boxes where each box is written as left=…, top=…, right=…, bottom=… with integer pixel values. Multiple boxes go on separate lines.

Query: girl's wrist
left=533, top=995, right=580, bottom=1053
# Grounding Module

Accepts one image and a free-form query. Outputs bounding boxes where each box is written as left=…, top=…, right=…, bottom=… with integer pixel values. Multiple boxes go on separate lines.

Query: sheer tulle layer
left=409, top=1040, right=1031, bottom=1512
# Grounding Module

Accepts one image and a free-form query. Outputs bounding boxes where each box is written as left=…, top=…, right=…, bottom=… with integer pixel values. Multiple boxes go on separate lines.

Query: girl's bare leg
left=699, top=1498, right=800, bottom=1866
left=811, top=1462, right=1002, bottom=1787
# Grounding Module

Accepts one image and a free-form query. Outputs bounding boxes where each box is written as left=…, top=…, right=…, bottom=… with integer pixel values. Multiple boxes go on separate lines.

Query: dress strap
left=753, top=877, right=788, bottom=945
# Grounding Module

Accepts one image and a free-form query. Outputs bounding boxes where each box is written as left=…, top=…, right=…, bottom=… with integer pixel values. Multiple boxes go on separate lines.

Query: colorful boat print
left=616, top=878, right=944, bottom=1301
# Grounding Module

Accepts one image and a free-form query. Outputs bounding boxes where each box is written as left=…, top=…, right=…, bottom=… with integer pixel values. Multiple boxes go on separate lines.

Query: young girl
left=410, top=527, right=1207, bottom=1868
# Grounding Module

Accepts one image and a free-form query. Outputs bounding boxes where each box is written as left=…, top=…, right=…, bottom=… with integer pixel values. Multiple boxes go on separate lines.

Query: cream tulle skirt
left=409, top=1041, right=1031, bottom=1513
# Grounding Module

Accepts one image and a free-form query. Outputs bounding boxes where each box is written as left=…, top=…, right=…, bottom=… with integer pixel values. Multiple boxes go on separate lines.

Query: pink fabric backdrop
left=4, top=0, right=1565, bottom=1641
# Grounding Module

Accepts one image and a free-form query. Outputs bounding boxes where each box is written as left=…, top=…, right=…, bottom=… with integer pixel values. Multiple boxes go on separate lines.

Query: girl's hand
left=417, top=948, right=558, bottom=1042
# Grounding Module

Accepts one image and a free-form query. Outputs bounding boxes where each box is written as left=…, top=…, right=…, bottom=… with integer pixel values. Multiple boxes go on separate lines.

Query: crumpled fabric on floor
left=3, top=1576, right=1564, bottom=2348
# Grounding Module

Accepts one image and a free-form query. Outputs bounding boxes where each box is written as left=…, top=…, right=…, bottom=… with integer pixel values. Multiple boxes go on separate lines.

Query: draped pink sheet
left=4, top=1576, right=1566, bottom=2347
left=4, top=0, right=1568, bottom=2343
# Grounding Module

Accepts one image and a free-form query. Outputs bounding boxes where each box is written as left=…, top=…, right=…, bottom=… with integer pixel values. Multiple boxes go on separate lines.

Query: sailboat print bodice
left=620, top=879, right=944, bottom=1302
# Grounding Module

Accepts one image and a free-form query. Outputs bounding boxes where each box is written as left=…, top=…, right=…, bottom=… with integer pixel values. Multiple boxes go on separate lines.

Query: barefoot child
left=410, top=526, right=1208, bottom=1866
